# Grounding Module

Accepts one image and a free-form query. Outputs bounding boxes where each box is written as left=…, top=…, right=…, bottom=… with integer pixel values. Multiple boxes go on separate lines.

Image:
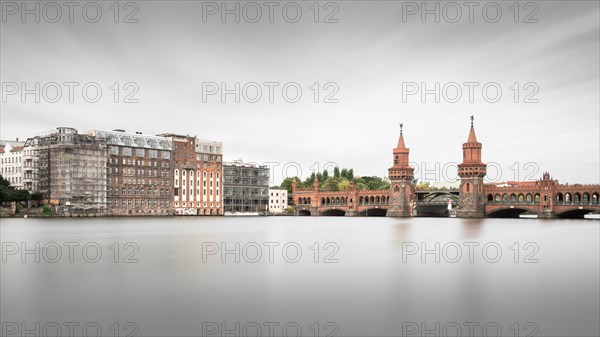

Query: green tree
left=338, top=178, right=351, bottom=191
left=333, top=167, right=340, bottom=178
left=322, top=169, right=329, bottom=181
left=280, top=177, right=302, bottom=194
left=321, top=177, right=340, bottom=191
left=30, top=191, right=44, bottom=202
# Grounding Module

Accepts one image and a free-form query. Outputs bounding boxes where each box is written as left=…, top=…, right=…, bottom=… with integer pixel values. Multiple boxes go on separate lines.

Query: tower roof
left=396, top=131, right=406, bottom=149
left=396, top=123, right=407, bottom=149
left=467, top=125, right=478, bottom=143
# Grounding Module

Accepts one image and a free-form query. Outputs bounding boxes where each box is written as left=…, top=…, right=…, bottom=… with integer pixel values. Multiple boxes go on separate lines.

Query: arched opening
left=321, top=209, right=346, bottom=216
left=359, top=196, right=363, bottom=205
left=510, top=194, right=517, bottom=203
left=526, top=194, right=532, bottom=204
left=307, top=197, right=311, bottom=204
left=557, top=209, right=596, bottom=219
left=518, top=194, right=524, bottom=204
left=321, top=198, right=325, bottom=206
left=582, top=193, right=590, bottom=204
left=565, top=193, right=572, bottom=204
left=335, top=197, right=340, bottom=205
left=375, top=196, right=380, bottom=204
left=593, top=193, right=599, bottom=205
left=534, top=194, right=540, bottom=204
left=298, top=209, right=311, bottom=216
left=556, top=193, right=563, bottom=204
left=487, top=194, right=493, bottom=203
left=370, top=196, right=375, bottom=204
left=573, top=193, right=581, bottom=204
left=495, top=194, right=501, bottom=204
left=326, top=197, right=330, bottom=205
left=359, top=208, right=387, bottom=217
left=502, top=194, right=509, bottom=204
left=487, top=208, right=531, bottom=218
left=464, top=182, right=471, bottom=192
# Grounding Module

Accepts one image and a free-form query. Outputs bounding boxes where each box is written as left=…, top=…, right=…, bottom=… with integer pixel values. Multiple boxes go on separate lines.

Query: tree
left=322, top=169, right=329, bottom=181
left=333, top=167, right=340, bottom=178
left=321, top=177, right=340, bottom=191
left=280, top=177, right=302, bottom=194
left=30, top=191, right=44, bottom=202
left=338, top=178, right=351, bottom=191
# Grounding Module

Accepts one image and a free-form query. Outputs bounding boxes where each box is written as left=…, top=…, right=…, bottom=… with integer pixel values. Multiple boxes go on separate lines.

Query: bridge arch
left=321, top=208, right=346, bottom=216
left=298, top=209, right=311, bottom=216
left=556, top=207, right=597, bottom=219
left=487, top=207, right=535, bottom=218
left=358, top=208, right=387, bottom=217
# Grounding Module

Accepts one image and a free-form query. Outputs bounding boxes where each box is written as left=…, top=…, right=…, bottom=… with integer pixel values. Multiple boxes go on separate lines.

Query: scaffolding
left=24, top=127, right=108, bottom=215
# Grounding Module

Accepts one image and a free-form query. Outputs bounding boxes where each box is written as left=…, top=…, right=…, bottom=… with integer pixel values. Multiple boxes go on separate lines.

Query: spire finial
left=470, top=115, right=474, bottom=126
left=400, top=123, right=403, bottom=134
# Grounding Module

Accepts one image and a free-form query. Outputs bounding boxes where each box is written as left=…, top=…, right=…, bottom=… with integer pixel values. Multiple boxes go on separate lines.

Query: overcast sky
left=1, top=0, right=598, bottom=185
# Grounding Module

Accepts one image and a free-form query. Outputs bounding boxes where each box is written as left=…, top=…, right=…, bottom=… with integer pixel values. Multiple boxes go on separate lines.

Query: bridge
left=291, top=119, right=600, bottom=218
left=483, top=173, right=600, bottom=218
left=292, top=180, right=459, bottom=217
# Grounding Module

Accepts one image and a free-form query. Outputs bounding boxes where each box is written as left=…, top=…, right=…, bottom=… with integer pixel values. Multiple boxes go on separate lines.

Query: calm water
left=1, top=217, right=598, bottom=337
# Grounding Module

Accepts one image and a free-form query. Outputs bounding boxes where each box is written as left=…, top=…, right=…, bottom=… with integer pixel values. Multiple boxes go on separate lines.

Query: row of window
left=175, top=170, right=220, bottom=179
left=111, top=146, right=170, bottom=159
left=174, top=201, right=220, bottom=208
left=108, top=188, right=170, bottom=197
left=108, top=199, right=171, bottom=207
left=110, top=177, right=170, bottom=186
left=1, top=167, right=22, bottom=174
left=175, top=179, right=219, bottom=188
left=1, top=157, right=22, bottom=164
left=174, top=188, right=220, bottom=197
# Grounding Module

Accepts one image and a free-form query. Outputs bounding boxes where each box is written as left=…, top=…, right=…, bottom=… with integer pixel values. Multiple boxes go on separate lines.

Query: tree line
left=280, top=167, right=390, bottom=193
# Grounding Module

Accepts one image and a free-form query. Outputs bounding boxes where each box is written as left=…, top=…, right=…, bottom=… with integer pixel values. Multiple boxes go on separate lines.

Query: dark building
left=223, top=160, right=269, bottom=214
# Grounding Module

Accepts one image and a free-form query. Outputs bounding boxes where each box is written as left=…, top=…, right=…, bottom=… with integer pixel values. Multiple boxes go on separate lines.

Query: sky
left=1, top=0, right=599, bottom=186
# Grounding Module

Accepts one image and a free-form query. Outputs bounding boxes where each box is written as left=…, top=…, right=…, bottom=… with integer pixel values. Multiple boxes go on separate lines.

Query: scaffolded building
left=23, top=127, right=108, bottom=215
left=223, top=160, right=269, bottom=214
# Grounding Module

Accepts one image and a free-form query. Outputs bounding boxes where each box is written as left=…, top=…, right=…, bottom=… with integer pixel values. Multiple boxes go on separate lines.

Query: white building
left=269, top=188, right=288, bottom=214
left=0, top=142, right=24, bottom=189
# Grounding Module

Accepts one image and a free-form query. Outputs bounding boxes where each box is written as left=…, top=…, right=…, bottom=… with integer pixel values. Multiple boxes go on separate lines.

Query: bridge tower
left=457, top=116, right=487, bottom=217
left=387, top=124, right=415, bottom=217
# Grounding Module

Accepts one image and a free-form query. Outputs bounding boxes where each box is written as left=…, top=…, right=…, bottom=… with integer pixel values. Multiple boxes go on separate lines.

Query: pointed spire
left=396, top=123, right=406, bottom=149
left=467, top=116, right=478, bottom=143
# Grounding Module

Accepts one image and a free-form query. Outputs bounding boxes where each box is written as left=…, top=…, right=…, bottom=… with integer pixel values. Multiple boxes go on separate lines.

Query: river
left=1, top=217, right=598, bottom=336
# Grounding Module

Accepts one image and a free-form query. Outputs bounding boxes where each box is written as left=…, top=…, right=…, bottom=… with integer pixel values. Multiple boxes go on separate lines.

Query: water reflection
left=1, top=217, right=598, bottom=336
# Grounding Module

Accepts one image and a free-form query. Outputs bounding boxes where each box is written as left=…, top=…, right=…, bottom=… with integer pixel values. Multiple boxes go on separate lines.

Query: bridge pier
left=345, top=210, right=358, bottom=217
left=538, top=210, right=556, bottom=219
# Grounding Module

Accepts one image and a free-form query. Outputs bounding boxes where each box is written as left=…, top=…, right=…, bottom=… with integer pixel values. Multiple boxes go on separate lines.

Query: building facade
left=268, top=187, right=288, bottom=214
left=88, top=129, right=173, bottom=216
left=22, top=127, right=108, bottom=215
left=223, top=160, right=269, bottom=214
left=0, top=143, right=24, bottom=189
left=160, top=134, right=223, bottom=215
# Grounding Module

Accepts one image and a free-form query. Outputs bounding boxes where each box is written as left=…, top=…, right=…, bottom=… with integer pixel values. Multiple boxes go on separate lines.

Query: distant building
left=223, top=160, right=269, bottom=214
left=268, top=187, right=288, bottom=214
left=0, top=143, right=24, bottom=189
left=160, top=133, right=223, bottom=215
left=87, top=129, right=173, bottom=216
left=23, top=127, right=108, bottom=215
